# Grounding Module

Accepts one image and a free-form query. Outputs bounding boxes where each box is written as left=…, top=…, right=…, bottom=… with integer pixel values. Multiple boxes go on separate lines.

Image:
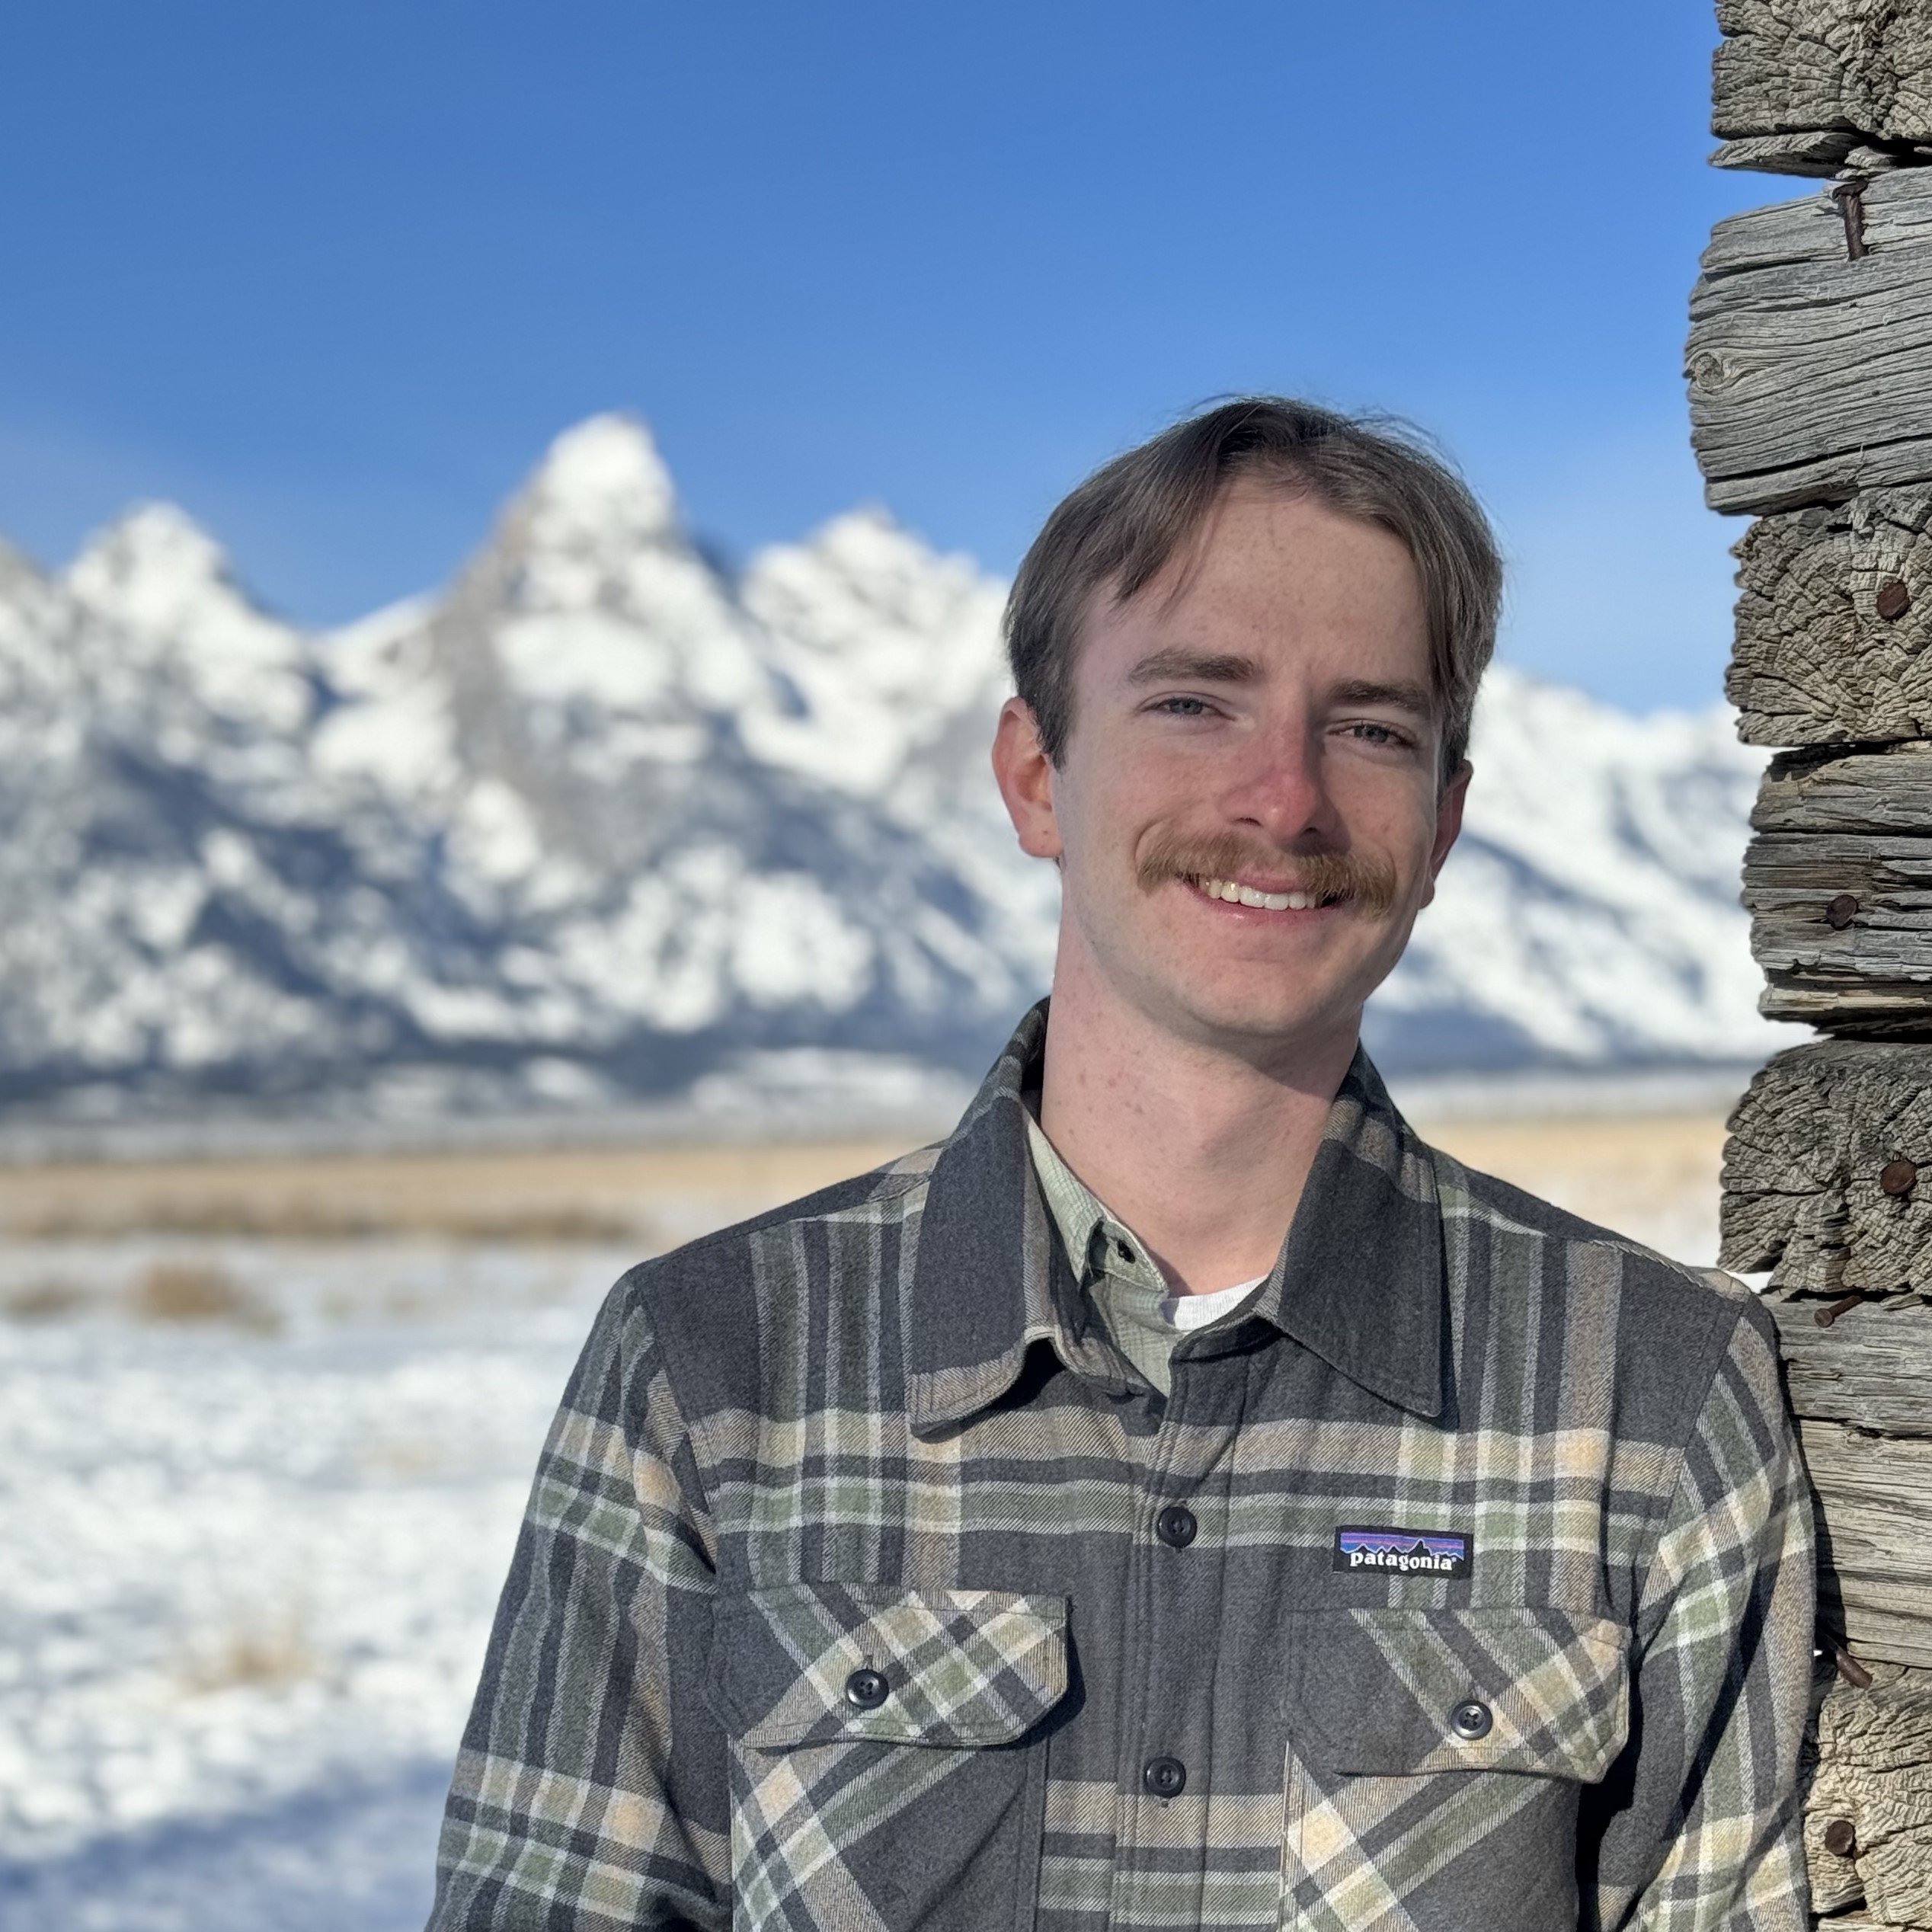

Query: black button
left=1449, top=1699, right=1492, bottom=1741
left=1156, top=1505, right=1198, bottom=1549
left=844, top=1668, right=890, bottom=1710
left=1116, top=1238, right=1137, bottom=1264
left=1142, top=1754, right=1187, bottom=1799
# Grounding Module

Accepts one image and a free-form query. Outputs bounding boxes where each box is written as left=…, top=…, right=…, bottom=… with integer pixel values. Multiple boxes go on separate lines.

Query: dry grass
left=353, top=1432, right=453, bottom=1480
left=1420, top=1110, right=1727, bottom=1259
left=16, top=1199, right=648, bottom=1243
left=0, top=1114, right=1730, bottom=1267
left=127, top=1261, right=282, bottom=1333
left=0, top=1137, right=915, bottom=1243
left=178, top=1613, right=315, bottom=1693
left=2, top=1278, right=91, bottom=1321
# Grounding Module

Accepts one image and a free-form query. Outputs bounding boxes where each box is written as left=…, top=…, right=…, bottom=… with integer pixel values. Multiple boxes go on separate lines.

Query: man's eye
left=1345, top=721, right=1403, bottom=746
left=1156, top=696, right=1211, bottom=718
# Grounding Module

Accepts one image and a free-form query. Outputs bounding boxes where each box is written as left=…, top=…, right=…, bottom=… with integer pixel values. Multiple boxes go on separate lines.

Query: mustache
left=1136, top=829, right=1399, bottom=916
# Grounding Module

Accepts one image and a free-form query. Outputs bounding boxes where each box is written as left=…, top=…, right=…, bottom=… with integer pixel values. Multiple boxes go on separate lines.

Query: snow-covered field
left=0, top=1108, right=1731, bottom=1929
left=0, top=1236, right=630, bottom=1930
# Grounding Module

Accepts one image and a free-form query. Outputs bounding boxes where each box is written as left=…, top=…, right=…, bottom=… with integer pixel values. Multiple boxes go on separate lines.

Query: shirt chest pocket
left=1279, top=1607, right=1630, bottom=1932
left=709, top=1582, right=1069, bottom=1931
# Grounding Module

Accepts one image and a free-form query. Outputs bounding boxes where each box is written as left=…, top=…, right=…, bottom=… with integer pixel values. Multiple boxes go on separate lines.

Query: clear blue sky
left=6, top=2, right=1773, bottom=709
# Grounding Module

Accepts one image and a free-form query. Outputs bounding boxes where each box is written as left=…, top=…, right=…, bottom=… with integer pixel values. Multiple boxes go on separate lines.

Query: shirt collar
left=906, top=1000, right=1447, bottom=1434
left=1022, top=1108, right=1172, bottom=1300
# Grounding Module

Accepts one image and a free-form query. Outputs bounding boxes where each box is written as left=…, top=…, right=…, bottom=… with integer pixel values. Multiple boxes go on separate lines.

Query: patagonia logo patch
left=1332, top=1525, right=1473, bottom=1579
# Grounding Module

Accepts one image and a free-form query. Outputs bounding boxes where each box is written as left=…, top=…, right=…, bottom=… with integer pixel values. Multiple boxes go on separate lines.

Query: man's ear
left=991, top=697, right=1064, bottom=862
left=1419, top=757, right=1471, bottom=909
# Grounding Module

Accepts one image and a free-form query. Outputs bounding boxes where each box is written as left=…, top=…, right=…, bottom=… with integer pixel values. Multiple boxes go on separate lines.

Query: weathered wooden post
left=1695, top=5, right=1932, bottom=1924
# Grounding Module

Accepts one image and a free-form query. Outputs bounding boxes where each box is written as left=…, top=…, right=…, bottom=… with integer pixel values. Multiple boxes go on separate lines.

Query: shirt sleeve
left=1588, top=1294, right=1815, bottom=1931
left=427, top=1270, right=730, bottom=1930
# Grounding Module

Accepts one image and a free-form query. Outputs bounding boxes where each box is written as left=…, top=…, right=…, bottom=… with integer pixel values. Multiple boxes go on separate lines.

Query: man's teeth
left=1196, top=877, right=1322, bottom=911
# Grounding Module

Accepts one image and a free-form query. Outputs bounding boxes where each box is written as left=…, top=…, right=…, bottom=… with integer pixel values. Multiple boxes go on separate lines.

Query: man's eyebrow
left=1332, top=677, right=1435, bottom=718
left=1124, top=648, right=1263, bottom=686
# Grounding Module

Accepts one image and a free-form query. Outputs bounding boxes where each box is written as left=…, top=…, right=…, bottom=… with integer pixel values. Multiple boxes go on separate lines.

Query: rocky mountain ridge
left=0, top=414, right=1793, bottom=1126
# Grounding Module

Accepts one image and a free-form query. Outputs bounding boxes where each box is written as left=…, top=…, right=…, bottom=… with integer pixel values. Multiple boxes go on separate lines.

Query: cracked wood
left=1731, top=488, right=1932, bottom=746
left=1805, top=1421, right=1932, bottom=1669
left=1721, top=1039, right=1932, bottom=1294
left=1743, top=744, right=1932, bottom=1028
left=1690, top=169, right=1932, bottom=514
left=1805, top=1662, right=1932, bottom=1927
left=1768, top=1295, right=1932, bottom=1434
left=1713, top=0, right=1932, bottom=175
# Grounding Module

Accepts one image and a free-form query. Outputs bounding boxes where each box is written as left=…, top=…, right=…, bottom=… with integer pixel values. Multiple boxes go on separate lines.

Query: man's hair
left=1003, top=396, right=1503, bottom=777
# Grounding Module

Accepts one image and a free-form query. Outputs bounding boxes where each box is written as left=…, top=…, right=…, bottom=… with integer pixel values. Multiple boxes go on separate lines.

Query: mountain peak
left=65, top=502, right=238, bottom=629
left=517, top=413, right=680, bottom=551
left=61, top=503, right=311, bottom=728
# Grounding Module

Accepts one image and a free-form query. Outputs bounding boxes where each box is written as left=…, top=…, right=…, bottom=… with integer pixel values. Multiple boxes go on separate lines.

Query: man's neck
left=1036, top=956, right=1359, bottom=1298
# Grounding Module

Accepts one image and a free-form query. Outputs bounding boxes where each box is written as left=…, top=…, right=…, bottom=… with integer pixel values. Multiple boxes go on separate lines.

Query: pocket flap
left=1284, top=1607, right=1630, bottom=1781
left=710, top=1582, right=1070, bottom=1751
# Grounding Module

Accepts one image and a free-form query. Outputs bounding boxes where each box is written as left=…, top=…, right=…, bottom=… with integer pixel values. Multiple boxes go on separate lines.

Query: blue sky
left=6, top=2, right=1773, bottom=709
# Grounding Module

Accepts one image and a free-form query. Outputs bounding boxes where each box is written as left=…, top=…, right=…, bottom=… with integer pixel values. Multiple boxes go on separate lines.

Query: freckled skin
left=990, top=483, right=1471, bottom=1291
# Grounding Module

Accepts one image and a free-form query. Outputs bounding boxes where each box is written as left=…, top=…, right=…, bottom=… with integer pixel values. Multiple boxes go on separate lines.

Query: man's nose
left=1218, top=723, right=1335, bottom=840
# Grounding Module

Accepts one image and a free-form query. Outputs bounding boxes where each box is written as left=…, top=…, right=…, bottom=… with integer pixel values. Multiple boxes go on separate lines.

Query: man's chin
left=1148, top=980, right=1367, bottom=1064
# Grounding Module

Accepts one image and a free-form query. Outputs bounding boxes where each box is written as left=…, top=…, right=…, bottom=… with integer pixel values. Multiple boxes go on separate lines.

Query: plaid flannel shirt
left=430, top=1002, right=1813, bottom=1930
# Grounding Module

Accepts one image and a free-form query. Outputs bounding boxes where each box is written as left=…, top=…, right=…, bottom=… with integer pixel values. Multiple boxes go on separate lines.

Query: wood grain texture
left=1753, top=742, right=1932, bottom=833
left=1806, top=1662, right=1932, bottom=1927
left=1712, top=130, right=1876, bottom=175
left=1804, top=1420, right=1932, bottom=1668
left=1768, top=1294, right=1932, bottom=1433
left=1714, top=0, right=1932, bottom=174
left=1744, top=744, right=1932, bottom=1027
left=1721, top=1039, right=1932, bottom=1294
left=1731, top=489, right=1932, bottom=746
left=1690, top=169, right=1932, bottom=514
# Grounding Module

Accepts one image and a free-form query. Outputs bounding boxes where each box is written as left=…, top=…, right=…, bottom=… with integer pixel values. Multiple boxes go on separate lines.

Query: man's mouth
left=1137, top=830, right=1400, bottom=916
left=1189, top=875, right=1341, bottom=912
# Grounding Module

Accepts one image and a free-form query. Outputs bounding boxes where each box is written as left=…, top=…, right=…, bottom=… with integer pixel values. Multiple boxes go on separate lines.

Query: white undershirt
left=1160, top=1275, right=1268, bottom=1332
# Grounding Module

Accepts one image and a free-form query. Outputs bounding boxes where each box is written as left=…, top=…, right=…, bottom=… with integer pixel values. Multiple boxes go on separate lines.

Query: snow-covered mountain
left=0, top=414, right=1794, bottom=1124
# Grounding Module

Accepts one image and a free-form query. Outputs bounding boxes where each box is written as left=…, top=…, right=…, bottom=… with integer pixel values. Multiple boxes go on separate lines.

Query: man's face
left=994, top=481, right=1468, bottom=1064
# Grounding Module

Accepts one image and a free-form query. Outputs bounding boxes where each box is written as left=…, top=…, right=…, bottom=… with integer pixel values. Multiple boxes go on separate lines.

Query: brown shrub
left=2, top=1278, right=90, bottom=1320
left=128, top=1262, right=281, bottom=1333
left=179, top=1614, right=315, bottom=1692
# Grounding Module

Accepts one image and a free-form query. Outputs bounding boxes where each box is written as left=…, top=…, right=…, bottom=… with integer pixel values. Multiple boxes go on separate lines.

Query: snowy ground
left=0, top=1237, right=629, bottom=1930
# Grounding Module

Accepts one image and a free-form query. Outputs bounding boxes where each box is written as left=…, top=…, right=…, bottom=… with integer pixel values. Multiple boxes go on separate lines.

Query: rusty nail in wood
left=1882, top=1158, right=1919, bottom=1197
left=1827, top=894, right=1860, bottom=929
left=1817, top=1292, right=1866, bottom=1326
left=1832, top=178, right=1870, bottom=260
left=1877, top=578, right=1912, bottom=621
left=1833, top=1642, right=1875, bottom=1689
left=1823, top=1818, right=1858, bottom=1860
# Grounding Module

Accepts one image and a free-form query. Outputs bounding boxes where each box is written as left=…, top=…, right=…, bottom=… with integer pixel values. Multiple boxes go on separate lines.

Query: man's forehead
left=1159, top=475, right=1415, bottom=586
left=1094, top=488, right=1423, bottom=634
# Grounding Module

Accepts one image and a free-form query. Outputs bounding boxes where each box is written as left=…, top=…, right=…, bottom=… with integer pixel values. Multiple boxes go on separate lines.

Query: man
left=430, top=398, right=1812, bottom=1930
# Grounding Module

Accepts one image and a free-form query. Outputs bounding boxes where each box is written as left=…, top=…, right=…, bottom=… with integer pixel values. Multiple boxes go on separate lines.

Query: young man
left=430, top=399, right=1812, bottom=1930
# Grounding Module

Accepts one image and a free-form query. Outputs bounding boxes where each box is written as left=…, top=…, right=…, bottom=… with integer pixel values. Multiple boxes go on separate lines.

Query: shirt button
left=1155, top=1505, right=1198, bottom=1549
left=844, top=1668, right=890, bottom=1710
left=1450, top=1699, right=1492, bottom=1741
left=1116, top=1238, right=1137, bottom=1264
left=1142, top=1754, right=1188, bottom=1799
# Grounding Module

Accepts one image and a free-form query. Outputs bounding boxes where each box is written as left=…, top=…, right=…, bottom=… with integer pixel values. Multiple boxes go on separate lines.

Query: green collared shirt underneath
left=1021, top=1107, right=1264, bottom=1396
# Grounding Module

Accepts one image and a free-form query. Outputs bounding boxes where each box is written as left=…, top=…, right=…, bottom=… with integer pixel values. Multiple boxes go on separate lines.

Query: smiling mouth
left=1188, top=875, right=1342, bottom=913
